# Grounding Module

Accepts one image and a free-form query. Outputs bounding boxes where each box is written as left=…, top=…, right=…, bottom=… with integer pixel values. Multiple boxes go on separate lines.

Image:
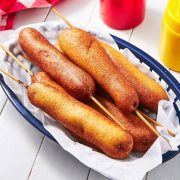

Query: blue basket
left=0, top=34, right=179, bottom=163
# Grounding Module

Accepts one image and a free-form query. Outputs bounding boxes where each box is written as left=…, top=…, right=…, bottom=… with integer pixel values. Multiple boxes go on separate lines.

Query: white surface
left=0, top=101, right=44, bottom=180
left=130, top=0, right=168, bottom=60
left=0, top=0, right=179, bottom=180
left=46, top=0, right=97, bottom=26
left=29, top=138, right=89, bottom=180
left=14, top=7, right=51, bottom=29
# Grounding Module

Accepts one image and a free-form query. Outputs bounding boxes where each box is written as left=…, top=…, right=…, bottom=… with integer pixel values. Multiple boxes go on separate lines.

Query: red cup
left=100, top=0, right=146, bottom=30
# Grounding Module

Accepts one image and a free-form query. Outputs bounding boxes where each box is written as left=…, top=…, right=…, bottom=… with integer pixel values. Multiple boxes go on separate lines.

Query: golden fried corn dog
left=100, top=42, right=168, bottom=112
left=19, top=28, right=95, bottom=101
left=87, top=95, right=157, bottom=152
left=59, top=27, right=139, bottom=113
left=29, top=72, right=133, bottom=159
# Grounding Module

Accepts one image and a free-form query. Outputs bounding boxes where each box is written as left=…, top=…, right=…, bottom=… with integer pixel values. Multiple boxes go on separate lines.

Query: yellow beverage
left=160, top=0, right=180, bottom=72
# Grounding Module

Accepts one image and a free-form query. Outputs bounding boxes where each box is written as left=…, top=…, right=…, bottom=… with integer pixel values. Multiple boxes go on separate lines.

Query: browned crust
left=30, top=74, right=133, bottom=159
left=86, top=95, right=157, bottom=152
left=19, top=27, right=95, bottom=101
left=59, top=27, right=139, bottom=113
left=100, top=41, right=168, bottom=112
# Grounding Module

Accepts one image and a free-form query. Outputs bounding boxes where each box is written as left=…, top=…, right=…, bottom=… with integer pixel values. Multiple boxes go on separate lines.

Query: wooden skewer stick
left=90, top=96, right=126, bottom=130
left=0, top=45, right=33, bottom=77
left=0, top=68, right=29, bottom=89
left=139, top=110, right=175, bottom=137
left=51, top=8, right=74, bottom=28
left=136, top=111, right=172, bottom=148
left=136, top=110, right=160, bottom=137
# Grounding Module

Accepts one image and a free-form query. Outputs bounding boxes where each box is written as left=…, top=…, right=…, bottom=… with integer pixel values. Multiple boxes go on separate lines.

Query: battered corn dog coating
left=19, top=28, right=95, bottom=101
left=59, top=28, right=139, bottom=113
left=87, top=96, right=157, bottom=152
left=29, top=77, right=133, bottom=159
left=100, top=42, right=168, bottom=112
left=32, top=72, right=100, bottom=150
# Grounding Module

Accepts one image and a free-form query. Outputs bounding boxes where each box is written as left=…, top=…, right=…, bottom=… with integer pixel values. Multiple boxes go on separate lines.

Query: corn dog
left=86, top=95, right=157, bottom=152
left=28, top=72, right=133, bottom=159
left=59, top=27, right=139, bottom=113
left=100, top=42, right=168, bottom=112
left=19, top=28, right=95, bottom=101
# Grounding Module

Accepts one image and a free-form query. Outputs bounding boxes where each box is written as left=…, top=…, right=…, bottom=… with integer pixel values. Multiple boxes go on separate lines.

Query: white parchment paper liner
left=0, top=22, right=179, bottom=180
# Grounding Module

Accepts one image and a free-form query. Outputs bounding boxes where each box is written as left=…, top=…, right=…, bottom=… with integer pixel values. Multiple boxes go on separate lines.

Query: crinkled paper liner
left=0, top=22, right=179, bottom=180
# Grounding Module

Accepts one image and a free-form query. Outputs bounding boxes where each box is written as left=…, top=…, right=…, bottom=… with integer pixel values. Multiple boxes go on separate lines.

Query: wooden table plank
left=29, top=138, right=89, bottom=180
left=147, top=154, right=180, bottom=180
left=0, top=101, right=44, bottom=180
left=88, top=170, right=110, bottom=180
left=46, top=0, right=97, bottom=27
left=129, top=0, right=168, bottom=61
left=0, top=30, right=14, bottom=114
left=13, top=7, right=51, bottom=29
left=88, top=170, right=147, bottom=180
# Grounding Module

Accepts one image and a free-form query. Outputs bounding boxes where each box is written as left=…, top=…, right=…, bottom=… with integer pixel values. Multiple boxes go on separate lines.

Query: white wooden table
left=0, top=0, right=179, bottom=180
